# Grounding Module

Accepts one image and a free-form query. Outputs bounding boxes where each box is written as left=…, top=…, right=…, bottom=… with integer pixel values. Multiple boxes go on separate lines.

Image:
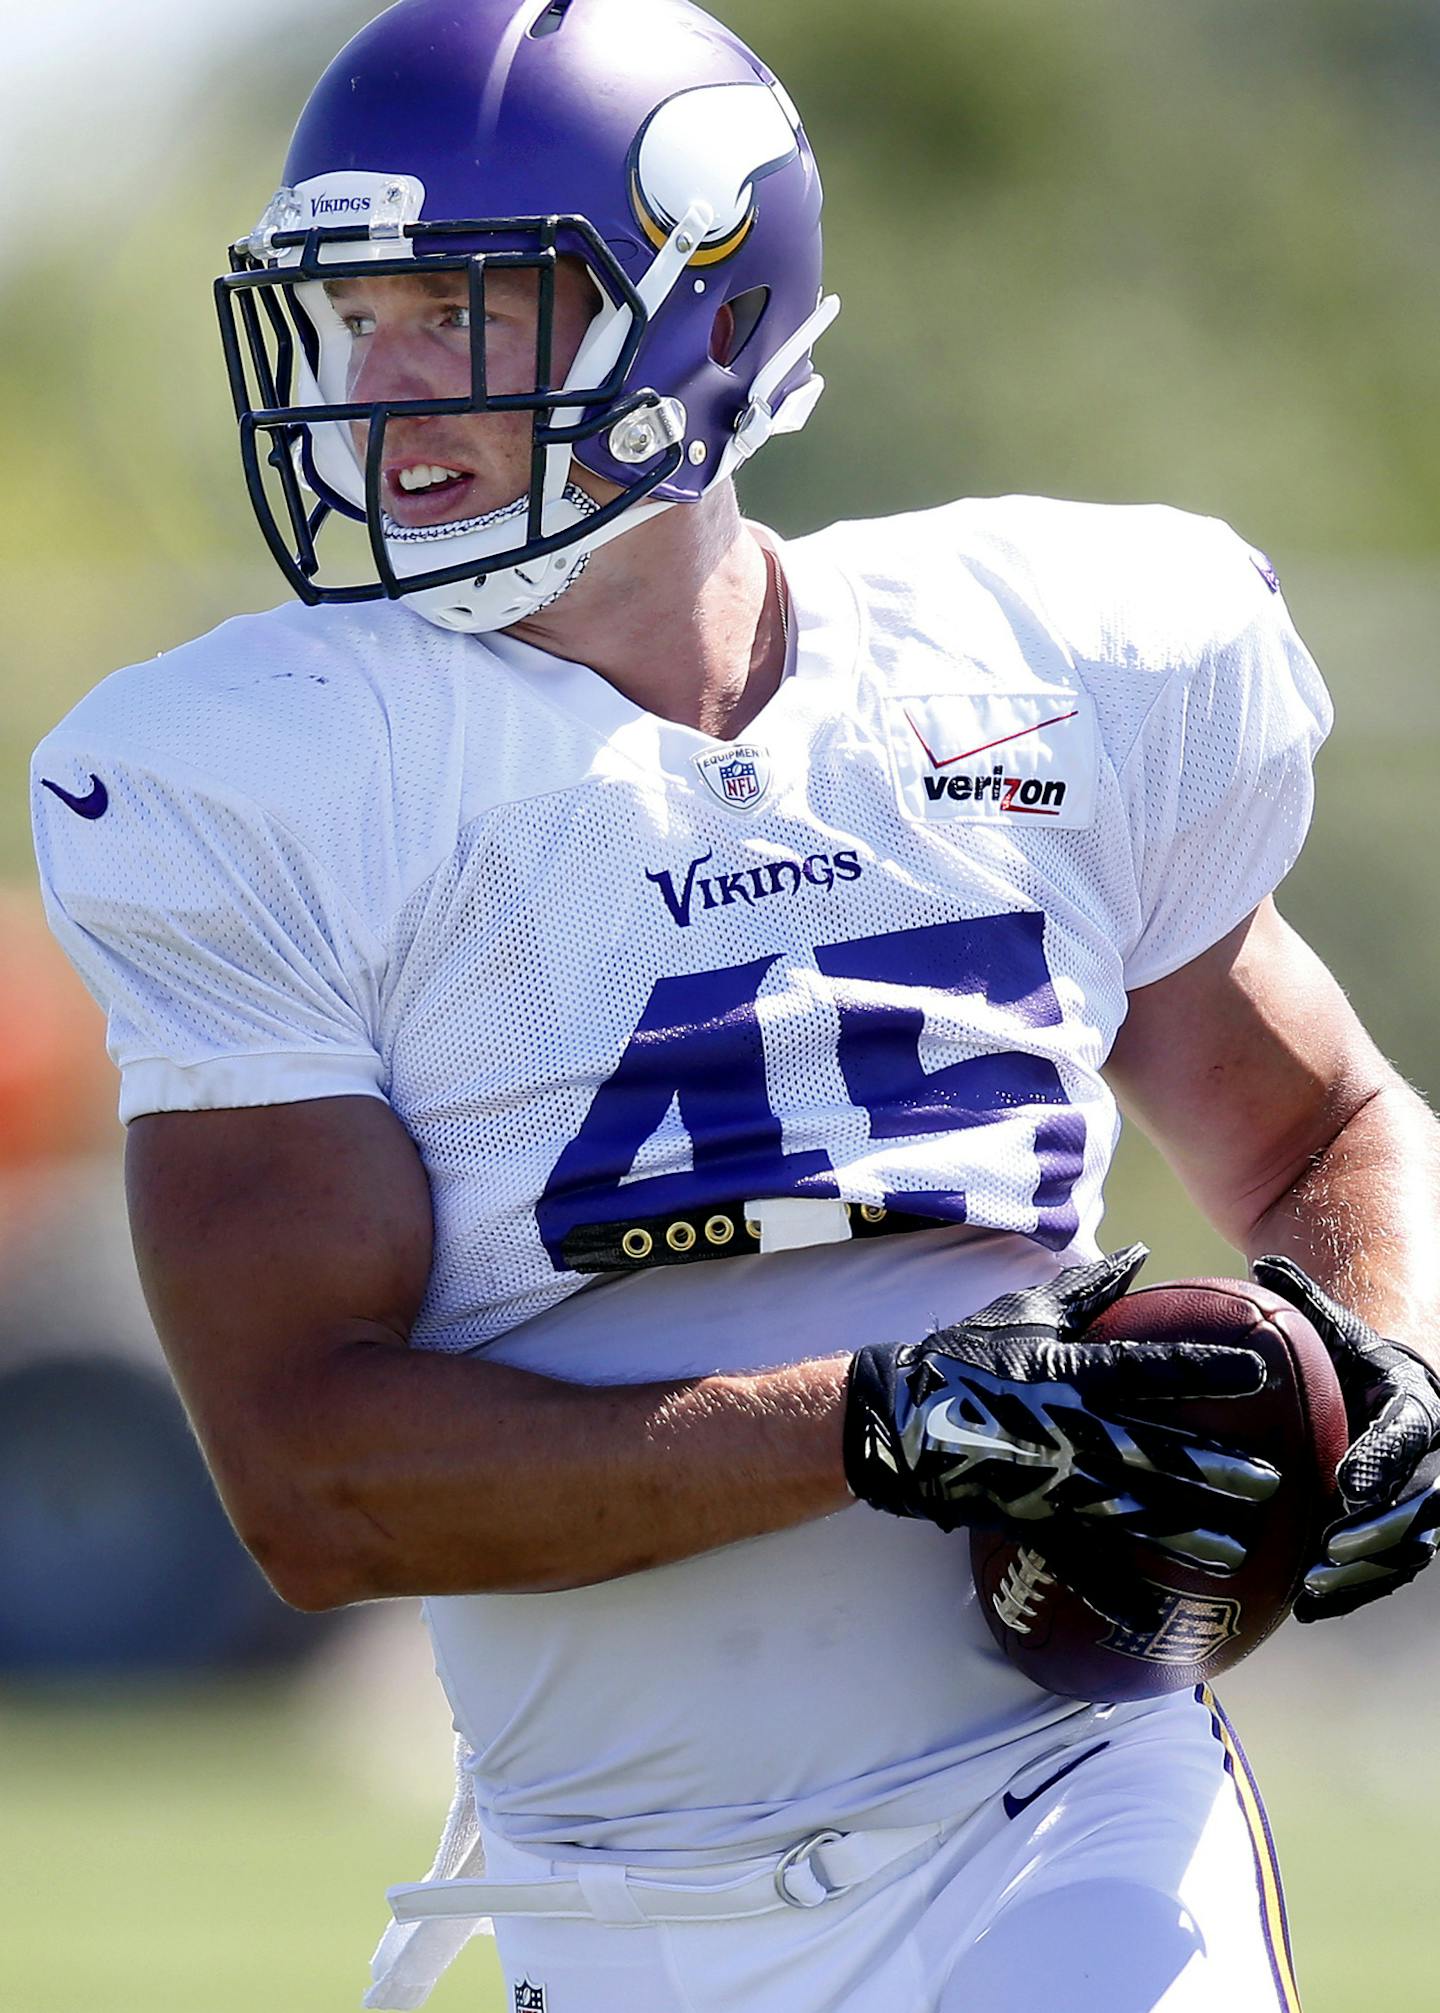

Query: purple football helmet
left=217, top=0, right=838, bottom=632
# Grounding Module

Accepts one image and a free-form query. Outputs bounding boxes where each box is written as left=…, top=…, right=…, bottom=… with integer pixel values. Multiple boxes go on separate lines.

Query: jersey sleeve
left=1119, top=548, right=1333, bottom=990
left=31, top=745, right=387, bottom=1123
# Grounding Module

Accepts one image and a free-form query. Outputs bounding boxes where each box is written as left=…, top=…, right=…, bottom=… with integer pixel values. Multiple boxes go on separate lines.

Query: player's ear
left=709, top=304, right=738, bottom=367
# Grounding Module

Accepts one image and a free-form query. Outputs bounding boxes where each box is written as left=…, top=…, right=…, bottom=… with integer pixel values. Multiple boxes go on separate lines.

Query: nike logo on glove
left=1002, top=1740, right=1109, bottom=1820
left=42, top=774, right=109, bottom=820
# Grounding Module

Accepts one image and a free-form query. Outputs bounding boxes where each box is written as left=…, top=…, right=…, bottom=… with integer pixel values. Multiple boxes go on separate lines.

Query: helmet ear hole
left=709, top=304, right=737, bottom=368
left=530, top=0, right=579, bottom=37
left=711, top=286, right=770, bottom=371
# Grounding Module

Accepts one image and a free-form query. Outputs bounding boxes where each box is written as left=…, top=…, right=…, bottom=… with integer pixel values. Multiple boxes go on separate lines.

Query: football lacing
left=992, top=1547, right=1057, bottom=1635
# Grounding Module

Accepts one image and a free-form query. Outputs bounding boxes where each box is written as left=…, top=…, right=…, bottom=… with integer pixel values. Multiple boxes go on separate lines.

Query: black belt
left=562, top=1200, right=945, bottom=1275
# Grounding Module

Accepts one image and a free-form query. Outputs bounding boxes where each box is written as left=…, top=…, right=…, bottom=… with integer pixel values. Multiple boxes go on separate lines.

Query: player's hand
left=843, top=1245, right=1280, bottom=1628
left=1252, top=1255, right=1440, bottom=1622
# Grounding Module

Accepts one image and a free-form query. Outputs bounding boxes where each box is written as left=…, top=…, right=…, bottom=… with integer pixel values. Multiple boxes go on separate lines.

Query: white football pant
left=477, top=1689, right=1299, bottom=2013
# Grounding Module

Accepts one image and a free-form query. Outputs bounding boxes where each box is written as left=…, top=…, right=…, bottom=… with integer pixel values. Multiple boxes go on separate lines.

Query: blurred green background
left=4, top=1, right=1440, bottom=2008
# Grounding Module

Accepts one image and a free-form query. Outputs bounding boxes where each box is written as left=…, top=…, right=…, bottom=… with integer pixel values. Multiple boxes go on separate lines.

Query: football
left=970, top=1279, right=1348, bottom=1701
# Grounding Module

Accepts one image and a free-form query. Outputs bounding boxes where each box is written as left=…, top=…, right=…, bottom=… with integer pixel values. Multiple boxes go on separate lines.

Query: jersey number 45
left=536, top=912, right=1086, bottom=1268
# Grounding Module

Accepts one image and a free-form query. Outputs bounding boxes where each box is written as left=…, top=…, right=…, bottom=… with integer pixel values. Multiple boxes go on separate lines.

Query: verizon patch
left=887, top=691, right=1097, bottom=829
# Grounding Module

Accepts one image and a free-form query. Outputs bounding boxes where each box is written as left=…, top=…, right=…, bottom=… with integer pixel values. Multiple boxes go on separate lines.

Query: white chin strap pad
left=382, top=483, right=600, bottom=632
left=385, top=484, right=675, bottom=634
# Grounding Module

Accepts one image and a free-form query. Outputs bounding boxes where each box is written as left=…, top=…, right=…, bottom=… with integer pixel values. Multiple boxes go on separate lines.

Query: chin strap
left=383, top=485, right=600, bottom=630
left=393, top=485, right=679, bottom=633
left=718, top=293, right=842, bottom=483
left=381, top=482, right=600, bottom=550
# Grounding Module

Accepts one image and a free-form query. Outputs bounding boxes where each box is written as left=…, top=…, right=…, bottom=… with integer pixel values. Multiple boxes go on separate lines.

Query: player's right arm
left=126, top=1095, right=853, bottom=1608
left=132, top=1102, right=1271, bottom=1619
left=29, top=664, right=851, bottom=1608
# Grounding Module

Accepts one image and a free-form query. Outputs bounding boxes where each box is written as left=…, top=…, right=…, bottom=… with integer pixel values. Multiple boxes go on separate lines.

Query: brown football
left=970, top=1279, right=1348, bottom=1702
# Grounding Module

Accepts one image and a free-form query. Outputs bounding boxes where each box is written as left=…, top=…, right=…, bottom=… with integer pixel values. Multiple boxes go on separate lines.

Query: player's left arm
left=1107, top=894, right=1440, bottom=1619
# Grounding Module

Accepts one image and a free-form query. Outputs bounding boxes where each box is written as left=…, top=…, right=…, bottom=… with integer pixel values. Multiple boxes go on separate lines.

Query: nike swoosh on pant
left=1002, top=1740, right=1110, bottom=1821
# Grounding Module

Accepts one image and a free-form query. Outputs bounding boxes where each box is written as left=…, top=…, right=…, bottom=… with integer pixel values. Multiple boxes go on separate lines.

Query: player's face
left=322, top=260, right=602, bottom=528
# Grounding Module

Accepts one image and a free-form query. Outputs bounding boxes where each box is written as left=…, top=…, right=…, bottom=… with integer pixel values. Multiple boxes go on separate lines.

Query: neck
left=504, top=484, right=787, bottom=740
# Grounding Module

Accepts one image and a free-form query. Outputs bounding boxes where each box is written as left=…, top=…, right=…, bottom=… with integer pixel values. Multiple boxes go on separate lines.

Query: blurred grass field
left=1, top=1672, right=503, bottom=2013
left=4, top=1593, right=1437, bottom=2013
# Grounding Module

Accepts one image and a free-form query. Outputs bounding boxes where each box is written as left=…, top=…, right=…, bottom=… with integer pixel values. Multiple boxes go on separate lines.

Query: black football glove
left=1252, top=1255, right=1440, bottom=1622
left=844, top=1246, right=1280, bottom=1630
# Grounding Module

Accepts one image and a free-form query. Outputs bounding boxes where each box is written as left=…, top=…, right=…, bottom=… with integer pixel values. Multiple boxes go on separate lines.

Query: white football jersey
left=33, top=495, right=1331, bottom=1860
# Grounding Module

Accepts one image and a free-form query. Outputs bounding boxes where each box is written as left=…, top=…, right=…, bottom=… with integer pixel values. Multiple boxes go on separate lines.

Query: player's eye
left=330, top=301, right=483, bottom=338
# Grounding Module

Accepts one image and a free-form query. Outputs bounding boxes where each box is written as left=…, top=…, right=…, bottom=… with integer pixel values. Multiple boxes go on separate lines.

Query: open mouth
left=383, top=461, right=479, bottom=524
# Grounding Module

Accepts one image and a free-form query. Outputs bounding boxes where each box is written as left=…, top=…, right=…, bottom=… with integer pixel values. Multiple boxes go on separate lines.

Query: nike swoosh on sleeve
left=41, top=775, right=110, bottom=820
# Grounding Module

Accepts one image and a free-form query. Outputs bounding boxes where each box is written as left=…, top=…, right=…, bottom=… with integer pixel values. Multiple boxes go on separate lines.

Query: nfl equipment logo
left=720, top=757, right=760, bottom=802
left=693, top=742, right=773, bottom=813
left=514, top=1983, right=547, bottom=2013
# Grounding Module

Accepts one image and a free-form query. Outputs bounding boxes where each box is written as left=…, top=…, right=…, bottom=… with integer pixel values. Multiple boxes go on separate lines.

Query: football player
left=31, top=2, right=1440, bottom=2009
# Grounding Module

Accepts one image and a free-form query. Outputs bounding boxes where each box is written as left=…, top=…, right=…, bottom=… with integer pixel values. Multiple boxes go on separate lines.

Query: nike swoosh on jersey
left=1001, top=1739, right=1109, bottom=1821
left=42, top=774, right=109, bottom=820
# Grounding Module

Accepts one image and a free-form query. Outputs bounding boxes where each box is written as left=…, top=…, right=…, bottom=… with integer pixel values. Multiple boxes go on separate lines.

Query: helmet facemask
left=218, top=183, right=701, bottom=632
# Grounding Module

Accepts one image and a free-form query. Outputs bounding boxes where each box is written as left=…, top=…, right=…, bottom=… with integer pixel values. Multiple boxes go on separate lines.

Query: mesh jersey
left=33, top=496, right=1328, bottom=1351
left=33, top=496, right=1332, bottom=1859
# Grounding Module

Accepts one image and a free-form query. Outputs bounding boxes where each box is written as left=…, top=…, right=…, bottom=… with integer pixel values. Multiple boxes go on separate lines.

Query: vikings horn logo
left=628, top=81, right=803, bottom=265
